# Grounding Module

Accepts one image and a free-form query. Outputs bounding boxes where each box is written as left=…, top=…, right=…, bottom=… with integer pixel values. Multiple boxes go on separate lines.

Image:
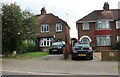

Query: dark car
left=49, top=42, right=65, bottom=54
left=71, top=43, right=93, bottom=60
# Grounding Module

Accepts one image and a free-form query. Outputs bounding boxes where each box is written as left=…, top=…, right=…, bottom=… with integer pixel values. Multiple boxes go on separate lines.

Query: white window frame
left=96, top=36, right=111, bottom=46
left=40, top=38, right=53, bottom=47
left=56, top=23, right=62, bottom=32
left=116, top=20, right=120, bottom=29
left=117, top=36, right=120, bottom=41
left=82, top=22, right=89, bottom=30
left=41, top=24, right=49, bottom=33
left=96, top=21, right=110, bottom=30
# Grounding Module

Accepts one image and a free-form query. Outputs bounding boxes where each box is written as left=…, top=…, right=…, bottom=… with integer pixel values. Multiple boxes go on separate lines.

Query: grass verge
left=16, top=52, right=48, bottom=59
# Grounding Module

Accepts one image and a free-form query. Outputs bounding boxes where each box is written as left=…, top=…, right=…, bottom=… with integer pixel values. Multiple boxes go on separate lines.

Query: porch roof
left=34, top=33, right=54, bottom=38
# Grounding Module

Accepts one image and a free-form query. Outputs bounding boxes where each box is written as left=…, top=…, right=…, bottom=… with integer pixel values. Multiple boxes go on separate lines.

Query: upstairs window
left=82, top=22, right=89, bottom=30
left=96, top=21, right=110, bottom=29
left=56, top=23, right=62, bottom=32
left=41, top=24, right=49, bottom=33
left=116, top=20, right=120, bottom=29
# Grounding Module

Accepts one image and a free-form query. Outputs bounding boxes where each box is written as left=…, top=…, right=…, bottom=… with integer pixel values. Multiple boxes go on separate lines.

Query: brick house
left=76, top=2, right=120, bottom=50
left=34, top=7, right=70, bottom=51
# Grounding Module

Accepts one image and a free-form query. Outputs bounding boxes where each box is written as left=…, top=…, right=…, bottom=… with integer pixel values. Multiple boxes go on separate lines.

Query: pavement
left=1, top=53, right=119, bottom=76
left=93, top=52, right=101, bottom=60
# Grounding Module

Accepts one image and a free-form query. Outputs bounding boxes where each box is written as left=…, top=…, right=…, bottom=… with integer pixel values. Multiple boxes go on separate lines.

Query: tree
left=2, top=3, right=37, bottom=56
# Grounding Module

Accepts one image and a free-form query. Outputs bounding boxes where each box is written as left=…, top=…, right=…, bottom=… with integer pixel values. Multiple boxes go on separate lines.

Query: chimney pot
left=41, top=7, right=47, bottom=15
left=103, top=2, right=109, bottom=11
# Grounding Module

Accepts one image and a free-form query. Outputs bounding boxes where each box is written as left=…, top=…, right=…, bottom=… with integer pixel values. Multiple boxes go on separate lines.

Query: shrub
left=27, top=42, right=37, bottom=52
left=112, top=41, right=120, bottom=50
left=92, top=46, right=98, bottom=52
left=17, top=41, right=37, bottom=54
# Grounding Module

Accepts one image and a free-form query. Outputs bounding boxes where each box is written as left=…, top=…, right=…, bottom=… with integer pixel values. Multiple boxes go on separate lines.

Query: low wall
left=101, top=50, right=120, bottom=61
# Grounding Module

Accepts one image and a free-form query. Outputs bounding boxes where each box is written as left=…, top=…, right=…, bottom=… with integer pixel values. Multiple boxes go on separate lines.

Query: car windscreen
left=74, top=43, right=90, bottom=48
left=52, top=42, right=63, bottom=47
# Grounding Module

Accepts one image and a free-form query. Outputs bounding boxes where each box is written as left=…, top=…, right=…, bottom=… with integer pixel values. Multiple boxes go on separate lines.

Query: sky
left=1, top=0, right=120, bottom=39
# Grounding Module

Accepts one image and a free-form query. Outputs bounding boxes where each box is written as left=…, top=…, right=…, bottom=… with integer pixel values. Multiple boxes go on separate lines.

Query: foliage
left=112, top=40, right=120, bottom=50
left=92, top=46, right=98, bottom=52
left=2, top=3, right=37, bottom=56
left=17, top=41, right=37, bottom=54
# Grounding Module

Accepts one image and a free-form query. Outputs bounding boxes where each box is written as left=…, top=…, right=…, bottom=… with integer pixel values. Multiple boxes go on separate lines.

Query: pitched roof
left=35, top=13, right=70, bottom=29
left=76, top=9, right=120, bottom=23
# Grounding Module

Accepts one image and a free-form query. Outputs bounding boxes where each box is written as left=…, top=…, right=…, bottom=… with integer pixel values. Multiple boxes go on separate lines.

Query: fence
left=101, top=50, right=120, bottom=61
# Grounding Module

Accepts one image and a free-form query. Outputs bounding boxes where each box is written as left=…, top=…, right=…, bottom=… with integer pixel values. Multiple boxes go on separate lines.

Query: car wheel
left=71, top=57, right=76, bottom=60
left=49, top=51, right=52, bottom=54
left=89, top=56, right=93, bottom=60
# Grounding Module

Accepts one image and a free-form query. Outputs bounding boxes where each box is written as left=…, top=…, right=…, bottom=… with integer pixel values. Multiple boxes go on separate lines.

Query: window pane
left=96, top=21, right=110, bottom=29
left=56, top=23, right=62, bottom=32
left=82, top=22, right=89, bottom=30
left=40, top=38, right=53, bottom=47
left=41, top=24, right=49, bottom=32
left=96, top=36, right=111, bottom=46
left=47, top=25, right=49, bottom=31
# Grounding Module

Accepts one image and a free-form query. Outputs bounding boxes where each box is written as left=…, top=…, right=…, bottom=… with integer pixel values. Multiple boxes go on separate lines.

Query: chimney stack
left=103, top=2, right=109, bottom=11
left=41, top=7, right=46, bottom=15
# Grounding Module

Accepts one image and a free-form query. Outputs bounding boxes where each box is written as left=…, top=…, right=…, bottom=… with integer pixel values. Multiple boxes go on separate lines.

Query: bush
left=27, top=42, right=37, bottom=52
left=112, top=41, right=120, bottom=50
left=17, top=41, right=37, bottom=54
left=92, top=46, right=98, bottom=52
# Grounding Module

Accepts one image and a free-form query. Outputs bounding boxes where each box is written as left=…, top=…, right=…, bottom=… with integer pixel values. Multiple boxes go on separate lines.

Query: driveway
left=2, top=54, right=118, bottom=75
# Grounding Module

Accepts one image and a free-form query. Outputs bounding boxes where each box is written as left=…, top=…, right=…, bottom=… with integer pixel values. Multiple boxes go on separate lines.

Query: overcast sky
left=1, top=0, right=120, bottom=39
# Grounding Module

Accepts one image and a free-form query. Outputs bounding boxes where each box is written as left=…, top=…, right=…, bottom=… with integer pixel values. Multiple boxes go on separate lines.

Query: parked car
left=49, top=42, right=65, bottom=54
left=71, top=43, right=93, bottom=60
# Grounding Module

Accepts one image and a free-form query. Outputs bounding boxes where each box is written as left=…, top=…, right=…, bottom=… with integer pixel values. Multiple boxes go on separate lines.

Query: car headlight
left=73, top=51, right=77, bottom=53
left=87, top=47, right=92, bottom=52
left=58, top=46, right=62, bottom=49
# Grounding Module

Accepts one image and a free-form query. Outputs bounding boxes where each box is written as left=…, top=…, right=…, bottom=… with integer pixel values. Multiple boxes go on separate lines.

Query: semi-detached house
left=76, top=2, right=120, bottom=50
left=34, top=7, right=70, bottom=51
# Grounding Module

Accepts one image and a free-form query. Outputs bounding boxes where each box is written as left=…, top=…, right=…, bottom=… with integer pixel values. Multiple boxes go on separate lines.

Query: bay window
left=117, top=36, right=120, bottom=41
left=96, top=36, right=111, bottom=46
left=116, top=20, right=120, bottom=29
left=96, top=21, right=110, bottom=29
left=40, top=38, right=53, bottom=47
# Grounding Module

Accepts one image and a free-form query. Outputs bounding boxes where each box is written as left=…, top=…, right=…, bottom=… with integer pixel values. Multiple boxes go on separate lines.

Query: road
left=2, top=54, right=119, bottom=76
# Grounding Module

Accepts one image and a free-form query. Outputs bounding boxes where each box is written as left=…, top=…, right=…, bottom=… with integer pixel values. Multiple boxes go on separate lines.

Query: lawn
left=16, top=52, right=48, bottom=59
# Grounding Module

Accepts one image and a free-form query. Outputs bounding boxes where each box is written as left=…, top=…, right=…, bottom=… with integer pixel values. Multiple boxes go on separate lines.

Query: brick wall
left=101, top=50, right=120, bottom=61
left=63, top=44, right=72, bottom=59
left=78, top=22, right=96, bottom=47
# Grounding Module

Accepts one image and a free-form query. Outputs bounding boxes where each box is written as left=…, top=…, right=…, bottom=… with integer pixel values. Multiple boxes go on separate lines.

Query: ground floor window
left=96, top=36, right=111, bottom=46
left=117, top=36, right=120, bottom=41
left=24, top=39, right=35, bottom=44
left=40, top=38, right=53, bottom=47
